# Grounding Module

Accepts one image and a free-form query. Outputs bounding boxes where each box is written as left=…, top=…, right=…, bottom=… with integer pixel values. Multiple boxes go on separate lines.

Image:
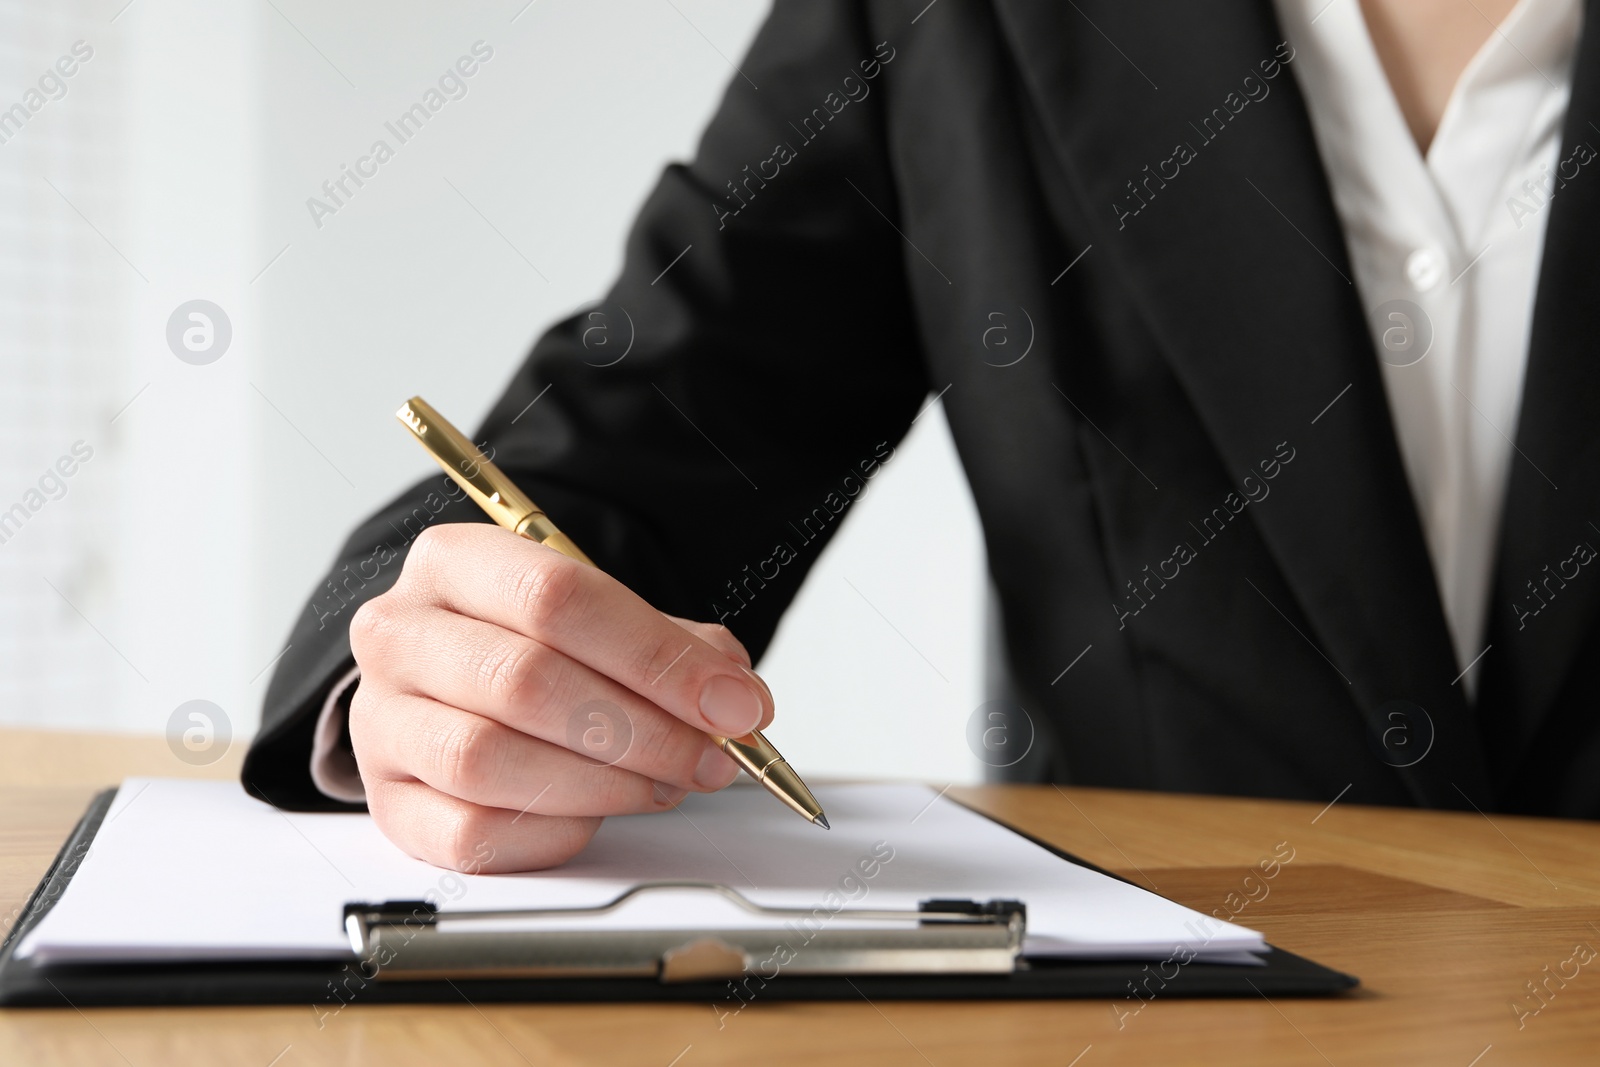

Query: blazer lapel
left=989, top=0, right=1492, bottom=805
left=1477, top=0, right=1600, bottom=775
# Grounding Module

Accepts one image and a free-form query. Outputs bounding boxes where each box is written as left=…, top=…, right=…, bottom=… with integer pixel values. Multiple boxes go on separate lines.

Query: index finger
left=400, top=523, right=774, bottom=739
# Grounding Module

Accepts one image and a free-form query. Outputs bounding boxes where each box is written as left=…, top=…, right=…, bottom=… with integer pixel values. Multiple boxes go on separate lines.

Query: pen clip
left=396, top=396, right=540, bottom=533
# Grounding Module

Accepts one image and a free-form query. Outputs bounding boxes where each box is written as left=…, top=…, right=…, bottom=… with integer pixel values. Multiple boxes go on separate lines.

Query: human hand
left=347, top=523, right=774, bottom=872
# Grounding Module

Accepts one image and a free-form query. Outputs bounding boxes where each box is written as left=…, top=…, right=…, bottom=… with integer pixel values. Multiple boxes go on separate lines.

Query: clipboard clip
left=344, top=880, right=1026, bottom=983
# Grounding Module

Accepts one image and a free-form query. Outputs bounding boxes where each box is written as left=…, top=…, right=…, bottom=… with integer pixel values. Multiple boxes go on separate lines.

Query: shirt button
left=1405, top=248, right=1443, bottom=291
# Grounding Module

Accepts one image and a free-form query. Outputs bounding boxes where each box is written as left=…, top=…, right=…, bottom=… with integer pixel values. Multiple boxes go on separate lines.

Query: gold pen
left=396, top=396, right=829, bottom=829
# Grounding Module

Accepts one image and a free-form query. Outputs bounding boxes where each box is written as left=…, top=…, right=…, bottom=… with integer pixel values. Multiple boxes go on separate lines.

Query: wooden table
left=1, top=728, right=1596, bottom=1066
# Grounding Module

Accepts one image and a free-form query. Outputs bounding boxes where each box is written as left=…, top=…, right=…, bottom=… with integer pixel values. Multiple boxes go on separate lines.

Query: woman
left=245, top=0, right=1597, bottom=871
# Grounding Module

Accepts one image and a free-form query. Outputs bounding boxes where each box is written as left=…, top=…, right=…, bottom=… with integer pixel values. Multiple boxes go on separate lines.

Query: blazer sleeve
left=242, top=0, right=929, bottom=811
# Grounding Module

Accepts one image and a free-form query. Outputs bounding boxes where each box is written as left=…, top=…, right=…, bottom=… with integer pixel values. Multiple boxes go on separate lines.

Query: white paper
left=17, top=778, right=1264, bottom=964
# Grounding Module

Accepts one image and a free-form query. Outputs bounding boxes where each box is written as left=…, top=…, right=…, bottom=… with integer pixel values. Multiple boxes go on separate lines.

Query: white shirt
left=309, top=0, right=1584, bottom=800
left=1272, top=0, right=1581, bottom=693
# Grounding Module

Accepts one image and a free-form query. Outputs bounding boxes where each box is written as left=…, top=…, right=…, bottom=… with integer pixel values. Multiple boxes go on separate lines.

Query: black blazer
left=243, top=0, right=1600, bottom=818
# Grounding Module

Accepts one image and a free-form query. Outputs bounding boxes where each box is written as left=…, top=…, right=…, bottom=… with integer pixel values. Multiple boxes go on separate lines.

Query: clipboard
left=0, top=788, right=1358, bottom=1006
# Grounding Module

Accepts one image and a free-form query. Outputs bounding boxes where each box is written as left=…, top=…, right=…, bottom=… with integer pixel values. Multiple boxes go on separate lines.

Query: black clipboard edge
left=0, top=787, right=112, bottom=970
left=0, top=787, right=1358, bottom=1007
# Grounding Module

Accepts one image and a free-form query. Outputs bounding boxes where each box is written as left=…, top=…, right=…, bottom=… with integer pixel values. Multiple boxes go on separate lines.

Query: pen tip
left=814, top=813, right=830, bottom=830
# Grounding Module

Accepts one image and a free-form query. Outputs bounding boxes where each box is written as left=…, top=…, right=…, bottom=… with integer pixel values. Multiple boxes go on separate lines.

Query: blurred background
left=0, top=0, right=986, bottom=783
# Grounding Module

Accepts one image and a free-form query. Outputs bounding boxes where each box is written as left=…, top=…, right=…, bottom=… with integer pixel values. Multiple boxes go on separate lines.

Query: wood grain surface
left=1, top=728, right=1595, bottom=1066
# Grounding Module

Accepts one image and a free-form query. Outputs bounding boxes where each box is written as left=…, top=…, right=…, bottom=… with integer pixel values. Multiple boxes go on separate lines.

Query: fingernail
left=741, top=666, right=776, bottom=728
left=739, top=665, right=773, bottom=704
left=699, top=673, right=764, bottom=736
left=652, top=783, right=689, bottom=808
left=694, top=742, right=741, bottom=790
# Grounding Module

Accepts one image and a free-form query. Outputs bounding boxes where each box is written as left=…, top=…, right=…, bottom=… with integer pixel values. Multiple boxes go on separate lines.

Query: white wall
left=0, top=0, right=257, bottom=752
left=1, top=0, right=985, bottom=785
